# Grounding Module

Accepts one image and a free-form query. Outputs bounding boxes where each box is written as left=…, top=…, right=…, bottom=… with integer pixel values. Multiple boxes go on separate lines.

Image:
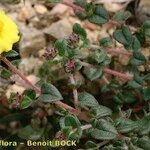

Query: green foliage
left=3, top=50, right=19, bottom=57
left=20, top=96, right=33, bottom=109
left=78, top=92, right=99, bottom=108
left=89, top=119, right=118, bottom=140
left=143, top=87, right=150, bottom=101
left=113, top=26, right=141, bottom=51
left=0, top=68, right=12, bottom=79
left=88, top=5, right=109, bottom=25
left=142, top=20, right=150, bottom=37
left=113, top=11, right=132, bottom=22
left=99, top=37, right=112, bottom=47
left=60, top=115, right=82, bottom=140
left=84, top=66, right=103, bottom=81
left=18, top=125, right=44, bottom=140
left=75, top=2, right=109, bottom=25
left=39, top=82, right=63, bottom=102
left=90, top=105, right=112, bottom=118
left=54, top=39, right=68, bottom=56
left=116, top=115, right=150, bottom=135
left=73, top=23, right=87, bottom=40
left=85, top=141, right=97, bottom=150
left=130, top=51, right=146, bottom=66
left=1, top=1, right=150, bottom=149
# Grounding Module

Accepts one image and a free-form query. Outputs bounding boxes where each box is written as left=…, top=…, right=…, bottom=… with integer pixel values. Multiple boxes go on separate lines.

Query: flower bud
left=44, top=47, right=57, bottom=60
left=64, top=59, right=76, bottom=73
left=67, top=33, right=80, bottom=48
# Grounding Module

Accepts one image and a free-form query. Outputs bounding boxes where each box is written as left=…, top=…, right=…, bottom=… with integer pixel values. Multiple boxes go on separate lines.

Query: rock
left=6, top=74, right=40, bottom=98
left=17, top=1, right=36, bottom=22
left=19, top=23, right=46, bottom=57
left=142, top=48, right=150, bottom=59
left=6, top=84, right=25, bottom=98
left=34, top=4, right=48, bottom=15
left=49, top=3, right=69, bottom=16
left=19, top=57, right=43, bottom=75
left=43, top=18, right=73, bottom=39
left=8, top=12, right=46, bottom=57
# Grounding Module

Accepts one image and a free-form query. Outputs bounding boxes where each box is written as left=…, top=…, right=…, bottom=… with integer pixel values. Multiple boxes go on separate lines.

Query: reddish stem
left=104, top=68, right=133, bottom=80
left=0, top=56, right=90, bottom=122
left=90, top=45, right=132, bottom=56
left=81, top=124, right=92, bottom=130
left=69, top=74, right=79, bottom=109
left=0, top=56, right=41, bottom=94
left=62, top=1, right=84, bottom=12
left=105, top=48, right=133, bottom=56
left=80, top=61, right=133, bottom=80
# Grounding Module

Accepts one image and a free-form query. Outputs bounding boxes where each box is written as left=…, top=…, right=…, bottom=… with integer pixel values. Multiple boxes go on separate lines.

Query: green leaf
left=116, top=116, right=150, bottom=135
left=0, top=68, right=12, bottom=79
left=137, top=115, right=150, bottom=135
left=113, top=11, right=132, bottom=22
left=60, top=115, right=82, bottom=140
left=11, top=59, right=21, bottom=67
left=122, top=92, right=136, bottom=104
left=128, top=80, right=142, bottom=88
left=85, top=141, right=97, bottom=150
left=143, top=73, right=150, bottom=82
left=89, top=119, right=118, bottom=140
left=18, top=125, right=44, bottom=140
left=3, top=50, right=19, bottom=57
left=74, top=0, right=86, bottom=8
left=68, top=127, right=82, bottom=140
left=74, top=1, right=87, bottom=20
left=90, top=105, right=112, bottom=118
left=143, top=88, right=150, bottom=101
left=54, top=39, right=67, bottom=56
left=20, top=96, right=33, bottom=109
left=131, top=36, right=141, bottom=51
left=133, top=51, right=146, bottom=62
left=130, top=51, right=146, bottom=66
left=130, top=58, right=145, bottom=66
left=84, top=67, right=103, bottom=81
left=75, top=10, right=87, bottom=20
left=23, top=89, right=36, bottom=100
left=115, top=117, right=138, bottom=133
left=94, top=50, right=107, bottom=64
left=142, top=20, right=150, bottom=37
left=63, top=115, right=81, bottom=128
left=73, top=23, right=87, bottom=39
left=88, top=5, right=109, bottom=25
left=99, top=37, right=112, bottom=47
left=39, top=83, right=63, bottom=102
left=78, top=92, right=99, bottom=108
left=113, top=26, right=132, bottom=47
left=129, top=143, right=143, bottom=150
left=137, top=137, right=150, bottom=150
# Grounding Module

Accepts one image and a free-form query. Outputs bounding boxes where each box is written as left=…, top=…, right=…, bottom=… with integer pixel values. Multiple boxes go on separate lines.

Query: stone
left=49, top=3, right=69, bottom=16
left=19, top=25, right=46, bottom=57
left=43, top=18, right=72, bottom=39
left=19, top=57, right=43, bottom=75
left=17, top=0, right=36, bottom=22
left=34, top=4, right=48, bottom=15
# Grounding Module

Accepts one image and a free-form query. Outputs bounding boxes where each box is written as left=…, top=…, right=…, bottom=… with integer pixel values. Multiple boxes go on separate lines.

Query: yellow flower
left=0, top=10, right=20, bottom=54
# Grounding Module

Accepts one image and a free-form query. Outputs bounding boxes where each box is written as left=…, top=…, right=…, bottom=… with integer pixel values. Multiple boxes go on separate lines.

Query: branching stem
left=0, top=56, right=90, bottom=122
left=80, top=61, right=133, bottom=80
left=69, top=74, right=79, bottom=109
